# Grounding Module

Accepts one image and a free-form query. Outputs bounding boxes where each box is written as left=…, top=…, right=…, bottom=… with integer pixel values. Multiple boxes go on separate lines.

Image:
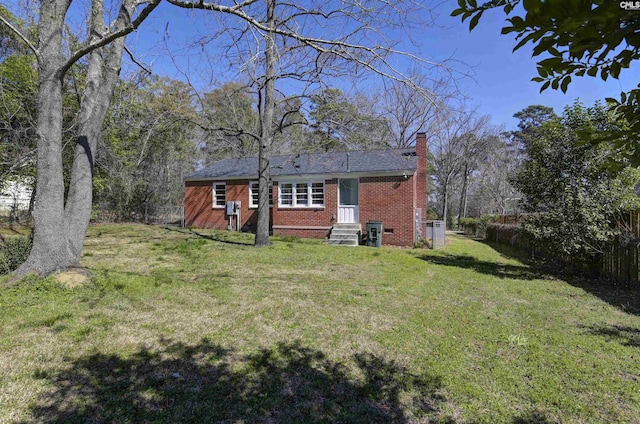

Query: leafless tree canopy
left=0, top=0, right=481, bottom=270
left=165, top=0, right=462, bottom=245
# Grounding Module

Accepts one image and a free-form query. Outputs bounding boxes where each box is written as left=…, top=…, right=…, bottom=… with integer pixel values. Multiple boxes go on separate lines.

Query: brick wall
left=184, top=179, right=258, bottom=230
left=359, top=175, right=415, bottom=246
left=186, top=176, right=419, bottom=246
left=272, top=177, right=417, bottom=246
left=273, top=227, right=333, bottom=239
left=185, top=133, right=429, bottom=247
left=272, top=179, right=337, bottom=239
left=414, top=132, right=429, bottom=241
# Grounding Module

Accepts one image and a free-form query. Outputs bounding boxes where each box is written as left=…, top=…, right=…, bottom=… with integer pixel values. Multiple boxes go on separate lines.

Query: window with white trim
left=249, top=181, right=273, bottom=208
left=295, top=182, right=308, bottom=205
left=279, top=183, right=293, bottom=206
left=311, top=182, right=324, bottom=206
left=212, top=183, right=226, bottom=208
left=278, top=181, right=324, bottom=208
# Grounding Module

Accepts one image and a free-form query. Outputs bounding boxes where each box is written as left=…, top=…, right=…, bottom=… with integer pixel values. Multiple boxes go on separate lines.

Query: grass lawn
left=1, top=224, right=639, bottom=423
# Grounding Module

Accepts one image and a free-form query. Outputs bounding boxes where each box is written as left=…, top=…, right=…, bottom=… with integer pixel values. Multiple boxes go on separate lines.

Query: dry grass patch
left=1, top=225, right=640, bottom=423
left=53, top=270, right=90, bottom=288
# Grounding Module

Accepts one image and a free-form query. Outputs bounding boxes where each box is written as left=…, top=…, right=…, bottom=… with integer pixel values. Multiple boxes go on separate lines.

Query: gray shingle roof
left=185, top=148, right=418, bottom=180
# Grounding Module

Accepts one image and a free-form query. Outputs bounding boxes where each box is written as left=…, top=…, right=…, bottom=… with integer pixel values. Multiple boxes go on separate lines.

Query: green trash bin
left=366, top=221, right=383, bottom=247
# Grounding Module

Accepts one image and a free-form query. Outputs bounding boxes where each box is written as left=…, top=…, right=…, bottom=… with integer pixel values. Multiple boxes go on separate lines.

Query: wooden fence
left=600, top=241, right=640, bottom=283
left=485, top=211, right=640, bottom=285
left=495, top=214, right=527, bottom=225
left=600, top=210, right=640, bottom=283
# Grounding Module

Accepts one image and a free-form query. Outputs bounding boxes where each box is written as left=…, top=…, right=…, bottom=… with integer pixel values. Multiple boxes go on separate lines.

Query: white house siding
left=0, top=181, right=33, bottom=210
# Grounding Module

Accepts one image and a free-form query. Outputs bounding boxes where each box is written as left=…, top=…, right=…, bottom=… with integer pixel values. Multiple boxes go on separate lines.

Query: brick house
left=184, top=133, right=428, bottom=246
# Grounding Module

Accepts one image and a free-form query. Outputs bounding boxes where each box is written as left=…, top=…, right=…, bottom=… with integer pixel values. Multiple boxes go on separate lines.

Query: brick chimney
left=415, top=132, right=428, bottom=214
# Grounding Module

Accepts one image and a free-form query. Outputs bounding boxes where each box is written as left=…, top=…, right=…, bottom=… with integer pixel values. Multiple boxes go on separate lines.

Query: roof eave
left=184, top=168, right=418, bottom=182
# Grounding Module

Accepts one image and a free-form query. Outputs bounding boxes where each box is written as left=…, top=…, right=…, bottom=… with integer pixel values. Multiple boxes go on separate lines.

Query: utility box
left=426, top=220, right=446, bottom=249
left=226, top=201, right=241, bottom=215
left=226, top=201, right=242, bottom=231
left=226, top=201, right=235, bottom=216
left=366, top=221, right=383, bottom=247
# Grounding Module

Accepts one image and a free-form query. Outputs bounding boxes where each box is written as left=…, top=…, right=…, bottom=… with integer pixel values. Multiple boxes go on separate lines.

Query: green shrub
left=0, top=236, right=32, bottom=274
left=459, top=215, right=499, bottom=238
left=459, top=217, right=480, bottom=226
left=425, top=208, right=439, bottom=220
left=414, top=238, right=432, bottom=249
left=475, top=215, right=499, bottom=238
left=459, top=217, right=480, bottom=235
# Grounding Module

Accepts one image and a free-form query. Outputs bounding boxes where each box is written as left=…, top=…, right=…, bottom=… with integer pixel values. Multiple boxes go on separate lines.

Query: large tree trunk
left=457, top=164, right=469, bottom=229
left=255, top=0, right=276, bottom=247
left=65, top=32, right=125, bottom=257
left=14, top=0, right=74, bottom=277
left=441, top=173, right=451, bottom=231
left=13, top=0, right=148, bottom=278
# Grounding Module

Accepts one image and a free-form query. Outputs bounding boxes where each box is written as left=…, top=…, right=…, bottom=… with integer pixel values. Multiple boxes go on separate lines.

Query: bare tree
left=454, top=116, right=492, bottom=225
left=379, top=69, right=457, bottom=148
left=168, top=0, right=458, bottom=246
left=198, top=82, right=260, bottom=160
left=430, top=108, right=489, bottom=228
left=0, top=0, right=160, bottom=278
left=307, top=88, right=393, bottom=151
left=473, top=134, right=520, bottom=216
left=254, top=0, right=277, bottom=247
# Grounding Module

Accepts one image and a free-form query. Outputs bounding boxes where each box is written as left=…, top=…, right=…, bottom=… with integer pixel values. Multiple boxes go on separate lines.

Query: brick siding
left=415, top=133, right=429, bottom=239
left=272, top=179, right=337, bottom=228
left=184, top=179, right=258, bottom=231
left=359, top=175, right=415, bottom=246
left=184, top=134, right=429, bottom=247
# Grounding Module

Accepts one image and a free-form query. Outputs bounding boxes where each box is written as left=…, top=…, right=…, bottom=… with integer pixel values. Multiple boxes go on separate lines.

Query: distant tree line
left=4, top=10, right=638, bottom=261
left=1, top=42, right=473, bottom=224
left=2, top=0, right=639, bottom=278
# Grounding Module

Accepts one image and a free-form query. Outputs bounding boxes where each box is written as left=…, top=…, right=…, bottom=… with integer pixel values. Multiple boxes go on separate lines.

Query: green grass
left=1, top=224, right=639, bottom=423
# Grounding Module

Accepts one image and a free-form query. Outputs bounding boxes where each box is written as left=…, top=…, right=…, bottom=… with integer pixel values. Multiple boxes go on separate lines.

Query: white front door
left=338, top=178, right=359, bottom=223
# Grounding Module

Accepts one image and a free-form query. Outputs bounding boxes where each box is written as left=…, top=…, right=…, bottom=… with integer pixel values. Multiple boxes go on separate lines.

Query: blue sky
left=126, top=0, right=638, bottom=131
left=425, top=1, right=638, bottom=130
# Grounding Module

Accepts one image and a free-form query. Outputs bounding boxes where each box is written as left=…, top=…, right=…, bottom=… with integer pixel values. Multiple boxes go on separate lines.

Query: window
left=311, top=182, right=324, bottom=206
left=249, top=181, right=273, bottom=208
left=296, top=183, right=308, bottom=206
left=278, top=181, right=324, bottom=208
left=213, top=183, right=226, bottom=208
left=279, top=183, right=293, bottom=206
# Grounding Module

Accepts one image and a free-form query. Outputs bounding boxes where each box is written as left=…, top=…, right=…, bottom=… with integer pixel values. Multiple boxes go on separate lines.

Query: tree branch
left=124, top=45, right=152, bottom=74
left=166, top=0, right=452, bottom=84
left=0, top=15, right=39, bottom=59
left=60, top=0, right=161, bottom=77
left=0, top=149, right=37, bottom=181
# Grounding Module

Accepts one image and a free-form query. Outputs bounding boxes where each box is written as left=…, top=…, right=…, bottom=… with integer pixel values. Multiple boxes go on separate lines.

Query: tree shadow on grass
left=481, top=240, right=640, bottom=317
left=583, top=324, right=640, bottom=348
left=466, top=409, right=557, bottom=424
left=416, top=252, right=548, bottom=282
left=24, top=339, right=452, bottom=423
left=509, top=410, right=556, bottom=424
left=162, top=226, right=254, bottom=246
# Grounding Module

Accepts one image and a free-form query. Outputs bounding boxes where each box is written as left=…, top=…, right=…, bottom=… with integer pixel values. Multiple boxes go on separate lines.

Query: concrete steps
left=327, top=223, right=361, bottom=246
